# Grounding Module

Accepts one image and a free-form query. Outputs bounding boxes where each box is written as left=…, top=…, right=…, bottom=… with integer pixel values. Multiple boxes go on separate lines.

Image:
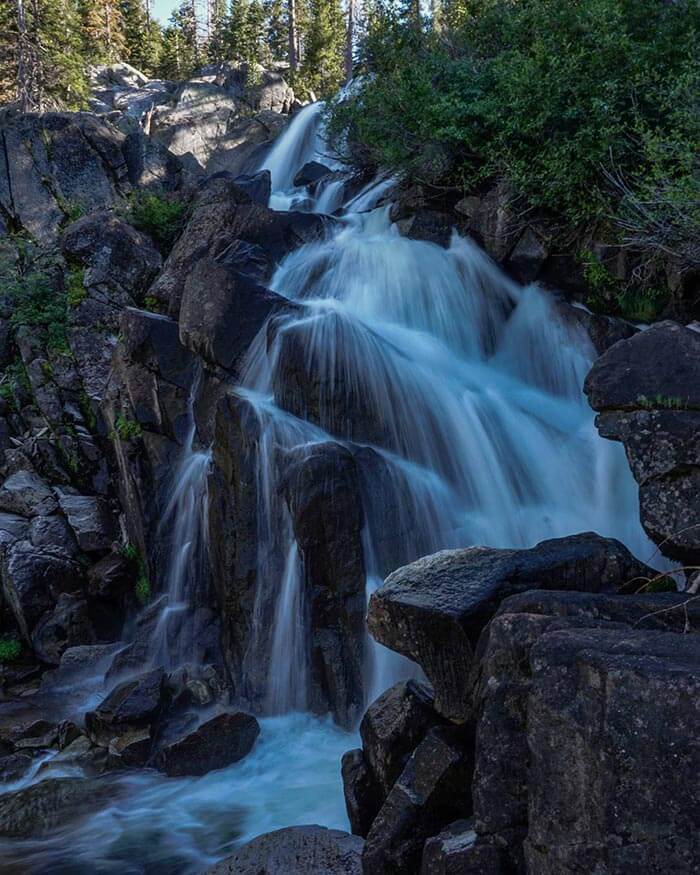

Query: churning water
left=0, top=102, right=657, bottom=873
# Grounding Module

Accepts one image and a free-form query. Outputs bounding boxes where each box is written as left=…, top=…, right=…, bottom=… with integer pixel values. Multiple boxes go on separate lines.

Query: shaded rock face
left=149, top=176, right=328, bottom=316
left=154, top=710, right=260, bottom=777
left=179, top=257, right=288, bottom=374
left=466, top=589, right=700, bottom=874
left=367, top=533, right=655, bottom=721
left=205, top=825, right=363, bottom=875
left=585, top=321, right=700, bottom=564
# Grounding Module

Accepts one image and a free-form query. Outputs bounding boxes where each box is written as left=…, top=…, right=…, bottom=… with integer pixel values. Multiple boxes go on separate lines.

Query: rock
left=61, top=211, right=162, bottom=298
left=56, top=493, right=117, bottom=552
left=362, top=726, right=474, bottom=875
left=85, top=667, right=166, bottom=748
left=29, top=514, right=79, bottom=558
left=0, top=512, right=29, bottom=548
left=205, top=825, right=363, bottom=875
left=179, top=257, right=288, bottom=373
left=294, top=161, right=333, bottom=188
left=41, top=642, right=122, bottom=690
left=368, top=532, right=655, bottom=720
left=0, top=752, right=32, bottom=782
left=467, top=589, right=700, bottom=872
left=232, top=169, right=271, bottom=205
left=525, top=627, right=700, bottom=873
left=0, top=777, right=116, bottom=838
left=421, top=821, right=507, bottom=875
left=341, top=749, right=382, bottom=838
left=281, top=442, right=367, bottom=728
left=31, top=593, right=96, bottom=665
left=107, top=726, right=152, bottom=767
left=154, top=711, right=260, bottom=777
left=555, top=300, right=637, bottom=356
left=360, top=680, right=444, bottom=798
left=9, top=718, right=58, bottom=750
left=87, top=552, right=133, bottom=601
left=223, top=63, right=295, bottom=114
left=585, top=321, right=700, bottom=563
left=505, top=228, right=548, bottom=284
left=0, top=471, right=58, bottom=517
left=2, top=539, right=83, bottom=641
left=89, top=62, right=149, bottom=90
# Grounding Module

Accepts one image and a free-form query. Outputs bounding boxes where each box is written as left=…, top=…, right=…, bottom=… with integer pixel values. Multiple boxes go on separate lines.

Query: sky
left=152, top=0, right=179, bottom=23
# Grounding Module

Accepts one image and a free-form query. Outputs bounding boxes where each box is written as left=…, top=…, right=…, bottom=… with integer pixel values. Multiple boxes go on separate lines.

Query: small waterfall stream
left=0, top=102, right=659, bottom=873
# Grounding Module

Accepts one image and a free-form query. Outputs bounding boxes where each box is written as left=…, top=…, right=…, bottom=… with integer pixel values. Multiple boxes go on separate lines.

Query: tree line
left=0, top=0, right=356, bottom=111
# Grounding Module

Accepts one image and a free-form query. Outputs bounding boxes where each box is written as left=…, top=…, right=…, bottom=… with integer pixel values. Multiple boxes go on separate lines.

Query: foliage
left=299, top=0, right=346, bottom=97
left=112, top=414, right=142, bottom=441
left=120, top=543, right=152, bottom=605
left=79, top=0, right=127, bottom=63
left=0, top=360, right=31, bottom=413
left=120, top=0, right=163, bottom=75
left=329, top=0, right=700, bottom=230
left=0, top=636, right=21, bottom=663
left=66, top=267, right=87, bottom=307
left=128, top=192, right=186, bottom=253
left=8, top=258, right=69, bottom=353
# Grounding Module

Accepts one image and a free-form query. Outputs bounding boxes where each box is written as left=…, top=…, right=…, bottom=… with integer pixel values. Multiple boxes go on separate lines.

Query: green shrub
left=129, top=192, right=186, bottom=252
left=9, top=263, right=69, bottom=352
left=112, top=414, right=142, bottom=442
left=0, top=636, right=21, bottom=663
left=120, top=543, right=152, bottom=605
left=0, top=360, right=31, bottom=412
left=135, top=574, right=152, bottom=605
left=66, top=267, right=87, bottom=307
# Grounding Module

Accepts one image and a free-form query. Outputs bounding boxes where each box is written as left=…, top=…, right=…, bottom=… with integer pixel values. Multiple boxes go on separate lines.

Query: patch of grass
left=57, top=196, right=86, bottom=224
left=128, top=192, right=186, bottom=253
left=636, top=394, right=687, bottom=411
left=0, top=636, right=21, bottom=663
left=66, top=267, right=87, bottom=308
left=9, top=262, right=69, bottom=353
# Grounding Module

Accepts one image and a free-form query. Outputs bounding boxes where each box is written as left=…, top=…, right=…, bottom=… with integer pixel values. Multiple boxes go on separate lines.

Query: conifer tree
left=80, top=0, right=127, bottom=63
left=120, top=0, right=163, bottom=74
left=264, top=0, right=287, bottom=62
left=206, top=0, right=228, bottom=62
left=159, top=0, right=199, bottom=78
left=300, top=0, right=345, bottom=96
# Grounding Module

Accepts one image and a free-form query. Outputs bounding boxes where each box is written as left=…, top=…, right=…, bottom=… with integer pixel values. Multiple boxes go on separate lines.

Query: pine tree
left=300, top=0, right=345, bottom=96
left=5, top=0, right=88, bottom=110
left=264, top=0, right=286, bottom=63
left=205, top=0, right=228, bottom=62
left=159, top=0, right=199, bottom=78
left=80, top=0, right=127, bottom=63
left=120, top=0, right=163, bottom=75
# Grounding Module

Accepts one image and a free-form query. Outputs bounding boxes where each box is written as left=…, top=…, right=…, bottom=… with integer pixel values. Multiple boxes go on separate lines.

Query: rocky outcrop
left=585, top=321, right=700, bottom=564
left=206, top=825, right=363, bottom=875
left=367, top=532, right=655, bottom=720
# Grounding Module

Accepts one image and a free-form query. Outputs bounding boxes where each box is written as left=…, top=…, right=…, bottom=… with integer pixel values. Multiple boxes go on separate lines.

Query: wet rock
left=421, top=821, right=506, bottom=875
left=0, top=752, right=32, bottom=782
left=29, top=514, right=79, bottom=558
left=368, top=532, right=654, bottom=720
left=0, top=512, right=29, bottom=548
left=206, top=825, right=363, bottom=875
left=585, top=321, right=700, bottom=563
left=85, top=667, right=166, bottom=748
left=42, top=642, right=122, bottom=690
left=232, top=169, right=271, bottom=205
left=61, top=211, right=162, bottom=298
left=56, top=493, right=117, bottom=553
left=0, top=776, right=116, bottom=838
left=154, top=710, right=260, bottom=777
left=2, top=540, right=83, bottom=641
left=9, top=718, right=59, bottom=750
left=360, top=680, right=443, bottom=798
left=294, top=161, right=333, bottom=188
left=87, top=552, right=134, bottom=601
left=555, top=300, right=637, bottom=356
left=281, top=442, right=367, bottom=728
left=0, top=471, right=58, bottom=517
left=31, top=593, right=96, bottom=665
left=179, top=257, right=287, bottom=373
left=342, top=749, right=382, bottom=838
left=108, top=725, right=152, bottom=767
left=363, top=726, right=474, bottom=875
left=505, top=228, right=548, bottom=284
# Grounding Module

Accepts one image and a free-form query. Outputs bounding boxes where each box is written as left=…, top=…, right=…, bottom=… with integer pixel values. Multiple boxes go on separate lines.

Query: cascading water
left=1, top=102, right=659, bottom=873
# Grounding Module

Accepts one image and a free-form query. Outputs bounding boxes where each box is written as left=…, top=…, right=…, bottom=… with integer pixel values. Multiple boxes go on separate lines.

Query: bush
left=112, top=414, right=143, bottom=442
left=129, top=192, right=186, bottom=252
left=0, top=636, right=21, bottom=663
left=8, top=261, right=69, bottom=352
left=120, top=543, right=152, bottom=605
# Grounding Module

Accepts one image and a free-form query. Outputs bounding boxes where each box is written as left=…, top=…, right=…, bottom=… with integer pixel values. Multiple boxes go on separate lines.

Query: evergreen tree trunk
left=288, top=0, right=297, bottom=69
left=344, top=0, right=354, bottom=82
left=16, top=0, right=34, bottom=111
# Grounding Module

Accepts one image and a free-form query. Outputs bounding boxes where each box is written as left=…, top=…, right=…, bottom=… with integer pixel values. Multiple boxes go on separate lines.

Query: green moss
left=135, top=575, right=152, bottom=605
left=636, top=394, right=687, bottom=411
left=66, top=267, right=87, bottom=308
left=79, top=390, right=98, bottom=432
left=143, top=295, right=165, bottom=314
left=120, top=543, right=151, bottom=605
left=0, top=360, right=31, bottom=412
left=0, top=636, right=21, bottom=663
left=57, top=196, right=85, bottom=224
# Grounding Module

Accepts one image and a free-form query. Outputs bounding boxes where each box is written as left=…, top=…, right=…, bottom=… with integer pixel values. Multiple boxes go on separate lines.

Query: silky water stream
left=0, top=104, right=658, bottom=873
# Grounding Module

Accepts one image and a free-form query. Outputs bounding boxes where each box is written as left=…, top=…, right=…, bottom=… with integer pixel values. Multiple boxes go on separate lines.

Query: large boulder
left=205, top=825, right=363, bottom=875
left=367, top=533, right=655, bottom=720
left=31, top=592, right=96, bottom=665
left=56, top=493, right=117, bottom=552
left=154, top=710, right=260, bottom=777
left=179, top=257, right=288, bottom=374
left=0, top=471, right=58, bottom=518
left=85, top=667, right=166, bottom=751
left=465, top=588, right=700, bottom=873
left=585, top=320, right=700, bottom=564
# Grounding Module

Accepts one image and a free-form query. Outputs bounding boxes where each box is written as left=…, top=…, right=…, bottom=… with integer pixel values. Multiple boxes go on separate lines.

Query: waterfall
left=148, top=380, right=212, bottom=671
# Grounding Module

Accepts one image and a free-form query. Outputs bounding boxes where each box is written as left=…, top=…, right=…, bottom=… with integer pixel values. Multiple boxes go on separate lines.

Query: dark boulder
left=61, top=211, right=162, bottom=298
left=179, top=257, right=288, bottom=373
left=294, top=161, right=333, bottom=188
left=421, top=821, right=506, bottom=875
left=56, top=492, right=117, bottom=552
left=31, top=592, right=96, bottom=665
left=367, top=532, right=655, bottom=720
left=585, top=321, right=700, bottom=564
left=232, top=169, right=271, bottom=204
left=342, top=749, right=383, bottom=838
left=206, top=825, right=363, bottom=875
left=154, top=710, right=260, bottom=777
left=85, top=667, right=166, bottom=750
left=87, top=552, right=134, bottom=601
left=0, top=777, right=116, bottom=838
left=362, top=726, right=475, bottom=875
left=0, top=471, right=58, bottom=517
left=29, top=514, right=79, bottom=558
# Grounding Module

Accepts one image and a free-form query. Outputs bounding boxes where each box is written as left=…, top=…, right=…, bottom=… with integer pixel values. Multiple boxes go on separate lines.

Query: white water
left=1, top=102, right=658, bottom=872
